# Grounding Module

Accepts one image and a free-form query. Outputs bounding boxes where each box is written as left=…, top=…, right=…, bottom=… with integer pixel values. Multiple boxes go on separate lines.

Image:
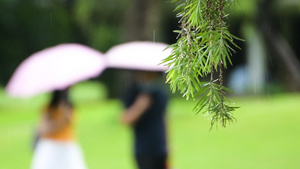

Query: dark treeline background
left=1, top=0, right=300, bottom=94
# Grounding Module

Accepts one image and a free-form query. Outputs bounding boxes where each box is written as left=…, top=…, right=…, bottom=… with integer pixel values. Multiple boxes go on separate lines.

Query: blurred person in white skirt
left=31, top=89, right=87, bottom=169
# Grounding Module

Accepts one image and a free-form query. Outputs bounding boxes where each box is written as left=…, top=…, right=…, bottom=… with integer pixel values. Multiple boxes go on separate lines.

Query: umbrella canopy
left=105, top=41, right=172, bottom=72
left=6, top=43, right=106, bottom=98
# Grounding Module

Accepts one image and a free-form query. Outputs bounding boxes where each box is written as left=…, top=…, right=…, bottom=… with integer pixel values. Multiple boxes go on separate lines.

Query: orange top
left=41, top=104, right=75, bottom=141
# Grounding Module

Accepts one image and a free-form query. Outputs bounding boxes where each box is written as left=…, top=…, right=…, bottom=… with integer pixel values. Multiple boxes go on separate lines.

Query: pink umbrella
left=6, top=43, right=106, bottom=98
left=105, top=41, right=172, bottom=71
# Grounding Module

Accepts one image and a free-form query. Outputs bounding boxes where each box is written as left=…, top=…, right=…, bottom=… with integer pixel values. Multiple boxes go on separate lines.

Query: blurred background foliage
left=1, top=0, right=300, bottom=95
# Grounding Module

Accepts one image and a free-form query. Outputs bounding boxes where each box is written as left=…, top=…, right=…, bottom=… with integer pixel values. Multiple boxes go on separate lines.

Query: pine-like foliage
left=163, top=0, right=242, bottom=129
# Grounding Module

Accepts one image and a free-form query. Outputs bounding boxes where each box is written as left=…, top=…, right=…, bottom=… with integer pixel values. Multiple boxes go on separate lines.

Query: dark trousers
left=135, top=153, right=168, bottom=169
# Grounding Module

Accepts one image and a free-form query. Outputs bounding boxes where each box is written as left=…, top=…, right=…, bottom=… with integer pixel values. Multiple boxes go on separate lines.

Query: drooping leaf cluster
left=163, top=0, right=242, bottom=128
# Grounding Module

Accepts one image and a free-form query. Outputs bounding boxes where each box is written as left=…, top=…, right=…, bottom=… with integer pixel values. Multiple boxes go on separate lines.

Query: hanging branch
left=162, top=0, right=242, bottom=129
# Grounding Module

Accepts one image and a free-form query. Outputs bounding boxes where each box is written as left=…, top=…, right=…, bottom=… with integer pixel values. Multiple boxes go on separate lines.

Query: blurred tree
left=227, top=0, right=300, bottom=93
left=0, top=0, right=131, bottom=86
left=104, top=0, right=174, bottom=98
left=255, top=0, right=300, bottom=91
left=123, top=0, right=161, bottom=41
left=73, top=0, right=129, bottom=51
left=0, top=0, right=78, bottom=86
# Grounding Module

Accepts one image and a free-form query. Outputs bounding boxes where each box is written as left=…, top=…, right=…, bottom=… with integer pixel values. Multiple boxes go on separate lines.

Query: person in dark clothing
left=120, top=71, right=169, bottom=169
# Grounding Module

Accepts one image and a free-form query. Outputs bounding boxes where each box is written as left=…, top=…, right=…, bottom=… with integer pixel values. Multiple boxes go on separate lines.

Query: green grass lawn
left=0, top=83, right=300, bottom=169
